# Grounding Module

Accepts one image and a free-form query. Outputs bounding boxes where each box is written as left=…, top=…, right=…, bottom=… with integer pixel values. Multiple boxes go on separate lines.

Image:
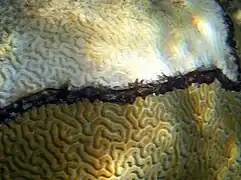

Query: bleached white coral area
left=0, top=0, right=238, bottom=107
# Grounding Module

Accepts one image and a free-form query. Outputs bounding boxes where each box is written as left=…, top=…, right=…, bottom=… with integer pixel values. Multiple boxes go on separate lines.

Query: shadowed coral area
left=218, top=0, right=241, bottom=65
left=0, top=81, right=240, bottom=180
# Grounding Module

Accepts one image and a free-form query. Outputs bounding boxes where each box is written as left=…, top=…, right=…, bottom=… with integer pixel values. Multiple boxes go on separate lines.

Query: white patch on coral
left=0, top=0, right=239, bottom=107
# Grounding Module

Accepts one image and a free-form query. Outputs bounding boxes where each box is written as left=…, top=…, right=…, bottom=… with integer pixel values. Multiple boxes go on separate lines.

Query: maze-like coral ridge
left=0, top=80, right=241, bottom=180
left=0, top=0, right=239, bottom=107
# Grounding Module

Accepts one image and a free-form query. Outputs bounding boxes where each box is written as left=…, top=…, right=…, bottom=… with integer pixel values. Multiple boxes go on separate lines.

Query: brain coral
left=0, top=0, right=241, bottom=179
left=0, top=0, right=240, bottom=107
left=0, top=81, right=240, bottom=180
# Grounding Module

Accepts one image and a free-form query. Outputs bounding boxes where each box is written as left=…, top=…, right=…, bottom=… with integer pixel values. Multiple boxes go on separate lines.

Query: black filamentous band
left=0, top=0, right=240, bottom=125
left=0, top=68, right=240, bottom=124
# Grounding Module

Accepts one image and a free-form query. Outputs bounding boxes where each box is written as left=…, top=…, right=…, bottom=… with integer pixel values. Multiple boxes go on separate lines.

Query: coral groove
left=0, top=81, right=241, bottom=179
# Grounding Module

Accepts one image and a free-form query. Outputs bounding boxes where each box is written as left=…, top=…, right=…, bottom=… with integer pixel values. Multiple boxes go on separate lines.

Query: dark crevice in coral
left=0, top=68, right=240, bottom=124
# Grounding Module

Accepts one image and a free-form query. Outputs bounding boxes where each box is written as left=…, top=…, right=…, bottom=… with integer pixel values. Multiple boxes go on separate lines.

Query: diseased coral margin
left=0, top=68, right=240, bottom=124
left=0, top=0, right=240, bottom=124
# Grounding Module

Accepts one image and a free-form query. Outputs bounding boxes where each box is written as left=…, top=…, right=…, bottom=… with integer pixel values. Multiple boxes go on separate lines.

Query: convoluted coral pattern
left=0, top=0, right=239, bottom=107
left=0, top=80, right=240, bottom=180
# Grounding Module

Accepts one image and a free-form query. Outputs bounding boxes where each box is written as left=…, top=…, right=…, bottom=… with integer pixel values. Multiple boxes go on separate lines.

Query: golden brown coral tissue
left=0, top=80, right=240, bottom=180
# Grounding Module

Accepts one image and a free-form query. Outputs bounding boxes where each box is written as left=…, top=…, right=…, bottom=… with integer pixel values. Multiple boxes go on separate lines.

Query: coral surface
left=0, top=0, right=239, bottom=107
left=0, top=0, right=241, bottom=179
left=0, top=81, right=241, bottom=180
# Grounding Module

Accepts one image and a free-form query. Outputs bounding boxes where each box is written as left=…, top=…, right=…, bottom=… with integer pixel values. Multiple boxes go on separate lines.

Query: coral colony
left=0, top=1, right=241, bottom=179
left=0, top=0, right=240, bottom=122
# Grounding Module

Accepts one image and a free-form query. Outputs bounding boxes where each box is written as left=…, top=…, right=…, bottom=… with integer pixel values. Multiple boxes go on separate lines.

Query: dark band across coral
left=0, top=68, right=240, bottom=124
left=0, top=0, right=240, bottom=124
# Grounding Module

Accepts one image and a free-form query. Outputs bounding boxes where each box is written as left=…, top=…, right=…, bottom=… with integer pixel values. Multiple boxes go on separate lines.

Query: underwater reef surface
left=0, top=0, right=240, bottom=108
left=0, top=0, right=241, bottom=179
left=0, top=81, right=241, bottom=179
